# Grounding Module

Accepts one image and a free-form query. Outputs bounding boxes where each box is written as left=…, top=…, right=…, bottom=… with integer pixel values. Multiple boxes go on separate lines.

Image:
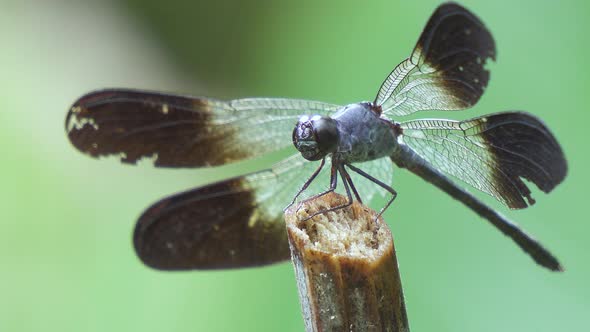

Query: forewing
left=399, top=112, right=567, bottom=209
left=66, top=89, right=341, bottom=167
left=375, top=3, right=496, bottom=116
left=133, top=154, right=331, bottom=270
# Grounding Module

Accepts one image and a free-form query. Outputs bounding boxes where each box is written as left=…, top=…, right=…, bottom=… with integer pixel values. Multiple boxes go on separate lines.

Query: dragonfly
left=66, top=3, right=567, bottom=272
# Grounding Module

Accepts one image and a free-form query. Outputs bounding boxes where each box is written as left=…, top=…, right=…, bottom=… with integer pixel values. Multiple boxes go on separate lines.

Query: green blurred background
left=2, top=0, right=588, bottom=331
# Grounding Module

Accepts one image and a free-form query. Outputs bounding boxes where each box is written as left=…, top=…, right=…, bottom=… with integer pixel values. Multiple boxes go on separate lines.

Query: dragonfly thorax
left=292, top=114, right=339, bottom=161
left=331, top=103, right=398, bottom=163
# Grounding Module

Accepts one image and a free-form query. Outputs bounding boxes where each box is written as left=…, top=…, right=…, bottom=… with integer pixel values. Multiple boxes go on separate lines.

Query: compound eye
left=314, top=118, right=339, bottom=153
left=292, top=115, right=339, bottom=161
left=292, top=122, right=320, bottom=160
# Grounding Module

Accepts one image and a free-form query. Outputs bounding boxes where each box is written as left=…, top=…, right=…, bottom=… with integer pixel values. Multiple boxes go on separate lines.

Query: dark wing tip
left=133, top=177, right=290, bottom=270
left=478, top=112, right=567, bottom=209
left=416, top=2, right=497, bottom=58
left=65, top=88, right=247, bottom=168
left=66, top=89, right=140, bottom=155
left=65, top=88, right=137, bottom=132
left=412, top=2, right=496, bottom=108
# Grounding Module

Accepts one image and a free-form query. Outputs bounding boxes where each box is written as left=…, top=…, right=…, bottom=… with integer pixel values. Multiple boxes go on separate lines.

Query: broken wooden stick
left=285, top=192, right=409, bottom=332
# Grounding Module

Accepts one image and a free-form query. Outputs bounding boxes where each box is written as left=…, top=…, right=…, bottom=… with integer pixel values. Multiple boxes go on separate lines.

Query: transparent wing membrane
left=66, top=89, right=341, bottom=168
left=399, top=112, right=567, bottom=209
left=375, top=3, right=496, bottom=116
left=133, top=152, right=395, bottom=270
left=348, top=157, right=394, bottom=202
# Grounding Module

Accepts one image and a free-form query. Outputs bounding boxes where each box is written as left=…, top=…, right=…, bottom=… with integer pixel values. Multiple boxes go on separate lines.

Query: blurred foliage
left=120, top=0, right=273, bottom=91
left=1, top=0, right=589, bottom=331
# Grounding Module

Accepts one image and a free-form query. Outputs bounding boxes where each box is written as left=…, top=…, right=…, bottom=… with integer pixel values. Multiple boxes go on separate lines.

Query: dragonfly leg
left=301, top=164, right=356, bottom=220
left=284, top=157, right=326, bottom=211
left=346, top=163, right=398, bottom=220
left=295, top=162, right=338, bottom=219
left=340, top=164, right=363, bottom=204
left=301, top=162, right=338, bottom=201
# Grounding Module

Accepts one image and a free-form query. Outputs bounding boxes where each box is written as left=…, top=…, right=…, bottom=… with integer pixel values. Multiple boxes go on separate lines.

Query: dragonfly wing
left=399, top=112, right=567, bottom=209
left=66, top=89, right=341, bottom=167
left=133, top=153, right=333, bottom=270
left=375, top=3, right=496, bottom=116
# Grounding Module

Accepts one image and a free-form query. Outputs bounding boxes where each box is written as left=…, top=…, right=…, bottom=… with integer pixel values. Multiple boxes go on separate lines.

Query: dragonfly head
left=293, top=115, right=339, bottom=161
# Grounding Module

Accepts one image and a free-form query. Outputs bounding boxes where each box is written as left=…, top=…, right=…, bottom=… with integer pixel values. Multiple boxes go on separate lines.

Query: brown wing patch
left=133, top=176, right=290, bottom=270
left=476, top=112, right=567, bottom=208
left=377, top=3, right=496, bottom=115
left=412, top=2, right=496, bottom=108
left=65, top=89, right=247, bottom=167
left=400, top=112, right=567, bottom=209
